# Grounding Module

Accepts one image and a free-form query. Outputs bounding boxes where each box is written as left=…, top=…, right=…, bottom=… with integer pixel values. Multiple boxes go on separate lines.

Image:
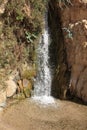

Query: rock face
left=61, top=0, right=87, bottom=103
left=49, top=0, right=87, bottom=103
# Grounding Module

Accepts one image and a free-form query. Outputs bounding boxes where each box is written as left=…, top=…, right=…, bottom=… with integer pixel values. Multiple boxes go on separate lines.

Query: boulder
left=6, top=76, right=17, bottom=98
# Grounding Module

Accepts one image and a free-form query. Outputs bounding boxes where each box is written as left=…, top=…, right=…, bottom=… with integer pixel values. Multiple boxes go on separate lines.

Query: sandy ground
left=0, top=98, right=87, bottom=130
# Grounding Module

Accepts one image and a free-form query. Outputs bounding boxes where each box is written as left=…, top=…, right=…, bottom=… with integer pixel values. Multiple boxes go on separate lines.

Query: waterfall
left=32, top=13, right=55, bottom=105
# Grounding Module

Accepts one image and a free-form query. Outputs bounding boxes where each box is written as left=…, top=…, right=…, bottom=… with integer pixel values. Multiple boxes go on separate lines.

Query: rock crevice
left=48, top=0, right=69, bottom=99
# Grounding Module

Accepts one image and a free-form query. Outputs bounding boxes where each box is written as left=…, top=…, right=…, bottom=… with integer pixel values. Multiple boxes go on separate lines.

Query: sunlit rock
left=6, top=76, right=17, bottom=98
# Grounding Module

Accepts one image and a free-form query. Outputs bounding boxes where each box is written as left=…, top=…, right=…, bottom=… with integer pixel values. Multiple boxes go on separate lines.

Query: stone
left=0, top=89, right=6, bottom=107
left=23, top=79, right=32, bottom=98
left=17, top=80, right=23, bottom=93
left=61, top=1, right=87, bottom=102
left=23, top=87, right=31, bottom=98
left=6, top=76, right=17, bottom=98
left=23, top=79, right=32, bottom=89
left=17, top=79, right=32, bottom=98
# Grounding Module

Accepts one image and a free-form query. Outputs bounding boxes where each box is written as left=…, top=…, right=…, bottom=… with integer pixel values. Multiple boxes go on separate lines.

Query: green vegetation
left=62, top=27, right=73, bottom=39
left=25, top=31, right=37, bottom=43
left=22, top=69, right=36, bottom=80
left=0, top=0, right=46, bottom=69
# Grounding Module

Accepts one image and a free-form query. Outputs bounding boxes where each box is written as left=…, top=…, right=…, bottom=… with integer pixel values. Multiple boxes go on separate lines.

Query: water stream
left=32, top=13, right=55, bottom=105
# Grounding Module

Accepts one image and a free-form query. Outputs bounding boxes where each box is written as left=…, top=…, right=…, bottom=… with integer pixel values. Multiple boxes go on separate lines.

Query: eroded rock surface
left=61, top=0, right=87, bottom=102
left=49, top=0, right=87, bottom=103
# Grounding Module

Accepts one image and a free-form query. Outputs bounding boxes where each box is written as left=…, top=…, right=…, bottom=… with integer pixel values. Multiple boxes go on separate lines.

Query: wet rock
left=75, top=68, right=87, bottom=102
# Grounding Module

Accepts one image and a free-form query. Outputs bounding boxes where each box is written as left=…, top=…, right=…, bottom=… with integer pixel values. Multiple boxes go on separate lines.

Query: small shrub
left=62, top=27, right=73, bottom=39
left=25, top=31, right=37, bottom=43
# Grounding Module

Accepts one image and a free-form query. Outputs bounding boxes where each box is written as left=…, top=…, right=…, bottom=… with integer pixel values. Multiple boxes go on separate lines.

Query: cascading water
left=32, top=13, right=55, bottom=105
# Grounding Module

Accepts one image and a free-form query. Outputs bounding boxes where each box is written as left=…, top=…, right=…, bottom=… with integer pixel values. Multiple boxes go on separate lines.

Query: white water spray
left=32, top=13, right=55, bottom=105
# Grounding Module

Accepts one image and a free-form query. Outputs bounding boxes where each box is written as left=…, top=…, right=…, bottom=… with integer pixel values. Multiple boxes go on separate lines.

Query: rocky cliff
left=48, top=0, right=87, bottom=103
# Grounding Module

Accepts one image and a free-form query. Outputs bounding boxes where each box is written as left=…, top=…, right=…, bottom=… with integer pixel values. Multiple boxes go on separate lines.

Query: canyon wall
left=49, top=0, right=87, bottom=103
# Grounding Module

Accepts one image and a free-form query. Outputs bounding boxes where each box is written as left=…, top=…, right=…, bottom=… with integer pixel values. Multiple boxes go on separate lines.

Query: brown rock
left=23, top=87, right=31, bottom=98
left=61, top=1, right=87, bottom=102
left=75, top=68, right=87, bottom=102
left=49, top=0, right=87, bottom=102
left=23, top=79, right=32, bottom=98
left=17, top=80, right=23, bottom=93
left=23, top=79, right=32, bottom=90
left=17, top=79, right=32, bottom=98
